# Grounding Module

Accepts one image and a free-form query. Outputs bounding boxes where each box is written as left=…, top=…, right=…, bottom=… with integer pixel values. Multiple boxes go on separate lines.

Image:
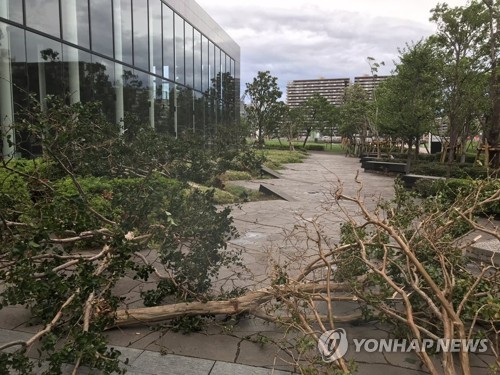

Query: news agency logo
left=317, top=328, right=349, bottom=362
left=318, top=329, right=490, bottom=363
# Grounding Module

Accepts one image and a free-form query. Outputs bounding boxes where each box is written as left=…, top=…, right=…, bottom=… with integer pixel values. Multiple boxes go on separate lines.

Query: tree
left=377, top=41, right=440, bottom=164
left=300, top=93, right=335, bottom=147
left=430, top=1, right=490, bottom=164
left=339, top=84, right=373, bottom=156
left=244, top=71, right=283, bottom=147
left=482, top=0, right=500, bottom=167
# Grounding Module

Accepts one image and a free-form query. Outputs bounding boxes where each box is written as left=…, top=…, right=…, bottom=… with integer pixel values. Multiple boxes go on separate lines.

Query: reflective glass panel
left=150, top=0, right=162, bottom=75
left=201, top=35, right=208, bottom=93
left=162, top=5, right=174, bottom=81
left=61, top=0, right=90, bottom=48
left=132, top=1, right=148, bottom=70
left=61, top=44, right=92, bottom=104
left=184, top=22, right=193, bottom=88
left=214, top=46, right=221, bottom=99
left=26, top=31, right=63, bottom=100
left=90, top=0, right=113, bottom=58
left=25, top=0, right=60, bottom=38
left=176, top=85, right=192, bottom=134
left=208, top=41, right=214, bottom=94
left=0, top=1, right=23, bottom=24
left=114, top=0, right=133, bottom=65
left=193, top=29, right=201, bottom=92
left=174, top=13, right=184, bottom=85
left=89, top=55, right=115, bottom=122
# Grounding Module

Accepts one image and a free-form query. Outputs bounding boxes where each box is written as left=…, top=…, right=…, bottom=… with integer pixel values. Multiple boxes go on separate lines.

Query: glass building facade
left=0, top=0, right=240, bottom=158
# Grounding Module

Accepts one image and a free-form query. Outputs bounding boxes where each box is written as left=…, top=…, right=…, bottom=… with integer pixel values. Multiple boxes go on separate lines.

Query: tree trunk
left=302, top=128, right=311, bottom=148
left=112, top=282, right=350, bottom=328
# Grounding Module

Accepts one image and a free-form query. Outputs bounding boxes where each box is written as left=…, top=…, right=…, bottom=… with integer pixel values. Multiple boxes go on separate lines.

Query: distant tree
left=339, top=84, right=373, bottom=156
left=430, top=1, right=489, bottom=163
left=279, top=105, right=306, bottom=151
left=244, top=71, right=282, bottom=147
left=377, top=41, right=440, bottom=163
left=301, top=93, right=335, bottom=147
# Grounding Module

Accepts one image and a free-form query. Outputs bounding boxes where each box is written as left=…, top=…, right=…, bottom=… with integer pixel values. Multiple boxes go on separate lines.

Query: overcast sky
left=196, top=0, right=470, bottom=98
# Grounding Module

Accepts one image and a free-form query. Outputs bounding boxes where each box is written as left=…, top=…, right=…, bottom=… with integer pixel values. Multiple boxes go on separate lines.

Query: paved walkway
left=0, top=153, right=497, bottom=374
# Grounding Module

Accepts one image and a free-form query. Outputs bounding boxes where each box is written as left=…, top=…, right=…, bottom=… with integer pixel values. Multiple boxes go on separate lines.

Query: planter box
left=402, top=174, right=445, bottom=189
left=363, top=161, right=407, bottom=174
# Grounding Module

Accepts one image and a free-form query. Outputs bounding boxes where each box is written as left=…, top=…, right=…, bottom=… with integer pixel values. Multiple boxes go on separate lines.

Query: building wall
left=286, top=76, right=389, bottom=107
left=286, top=78, right=350, bottom=107
left=0, top=0, right=240, bottom=158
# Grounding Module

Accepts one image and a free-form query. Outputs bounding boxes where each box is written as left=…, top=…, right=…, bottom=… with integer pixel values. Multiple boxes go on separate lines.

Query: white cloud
left=195, top=0, right=471, bottom=98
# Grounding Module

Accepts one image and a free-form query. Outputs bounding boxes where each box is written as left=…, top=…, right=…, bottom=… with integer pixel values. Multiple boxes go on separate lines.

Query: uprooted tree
left=1, top=99, right=499, bottom=375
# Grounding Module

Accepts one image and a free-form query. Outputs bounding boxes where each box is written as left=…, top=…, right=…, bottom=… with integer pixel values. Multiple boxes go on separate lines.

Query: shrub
left=415, top=178, right=500, bottom=216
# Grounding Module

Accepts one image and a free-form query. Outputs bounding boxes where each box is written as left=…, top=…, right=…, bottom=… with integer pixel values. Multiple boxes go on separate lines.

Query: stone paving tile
left=128, top=350, right=215, bottom=375
left=209, top=361, right=292, bottom=375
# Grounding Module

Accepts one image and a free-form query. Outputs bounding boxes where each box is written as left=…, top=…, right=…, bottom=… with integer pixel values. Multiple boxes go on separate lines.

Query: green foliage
left=244, top=71, right=283, bottom=147
left=414, top=178, right=500, bottom=216
left=376, top=41, right=440, bottom=153
left=0, top=100, right=245, bottom=373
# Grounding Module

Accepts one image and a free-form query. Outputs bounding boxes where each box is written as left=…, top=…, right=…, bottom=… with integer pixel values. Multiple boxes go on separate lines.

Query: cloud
left=196, top=0, right=469, bottom=98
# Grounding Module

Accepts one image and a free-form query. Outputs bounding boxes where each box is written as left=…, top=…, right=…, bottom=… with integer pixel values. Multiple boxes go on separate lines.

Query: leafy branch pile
left=0, top=98, right=258, bottom=373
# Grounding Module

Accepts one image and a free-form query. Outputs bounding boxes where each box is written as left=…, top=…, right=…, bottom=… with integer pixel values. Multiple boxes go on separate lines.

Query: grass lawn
left=260, top=149, right=309, bottom=170
left=264, top=140, right=344, bottom=153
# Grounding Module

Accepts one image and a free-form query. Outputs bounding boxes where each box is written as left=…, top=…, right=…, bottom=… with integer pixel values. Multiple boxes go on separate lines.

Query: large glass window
left=90, top=0, right=113, bottom=58
left=25, top=0, right=60, bottom=38
left=214, top=46, right=221, bottom=99
left=133, top=1, right=148, bottom=71
left=174, top=13, right=184, bottom=85
left=114, top=0, right=133, bottom=65
left=26, top=31, right=63, bottom=103
left=61, top=44, right=91, bottom=105
left=162, top=5, right=174, bottom=81
left=62, top=0, right=90, bottom=49
left=150, top=0, right=162, bottom=75
left=193, top=29, right=201, bottom=92
left=0, top=1, right=23, bottom=24
left=208, top=41, right=214, bottom=95
left=0, top=22, right=27, bottom=156
left=176, top=85, right=192, bottom=134
left=201, top=36, right=209, bottom=93
left=194, top=91, right=204, bottom=134
left=89, top=55, right=115, bottom=122
left=184, top=22, right=193, bottom=88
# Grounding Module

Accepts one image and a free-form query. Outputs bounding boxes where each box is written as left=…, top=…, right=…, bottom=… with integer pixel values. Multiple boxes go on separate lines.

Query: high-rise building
left=353, top=75, right=390, bottom=99
left=0, top=0, right=240, bottom=158
left=286, top=78, right=350, bottom=107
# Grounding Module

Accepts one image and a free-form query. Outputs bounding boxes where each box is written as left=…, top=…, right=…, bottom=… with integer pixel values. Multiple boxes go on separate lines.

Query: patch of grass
left=220, top=170, right=252, bottom=181
left=225, top=184, right=273, bottom=202
left=261, top=150, right=308, bottom=170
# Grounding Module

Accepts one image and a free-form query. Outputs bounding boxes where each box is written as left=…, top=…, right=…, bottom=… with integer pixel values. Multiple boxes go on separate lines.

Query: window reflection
left=25, top=0, right=60, bottom=38
left=201, top=36, right=209, bottom=93
left=193, top=29, right=202, bottom=91
left=174, top=14, right=184, bottom=85
left=184, top=22, right=193, bottom=88
left=62, top=0, right=90, bottom=48
left=90, top=0, right=113, bottom=58
left=150, top=0, right=162, bottom=75
left=133, top=1, right=148, bottom=71
left=0, top=1, right=23, bottom=24
left=114, top=0, right=133, bottom=65
left=163, top=5, right=174, bottom=81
